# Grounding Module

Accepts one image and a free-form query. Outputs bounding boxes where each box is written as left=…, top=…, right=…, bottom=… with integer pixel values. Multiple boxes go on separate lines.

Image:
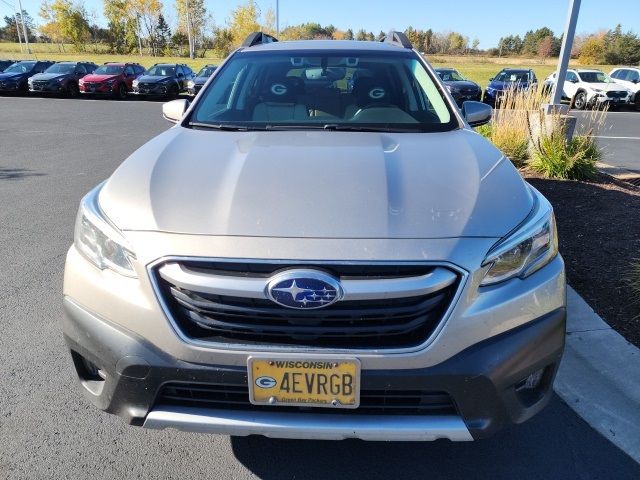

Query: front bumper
left=0, top=82, right=22, bottom=91
left=63, top=295, right=565, bottom=441
left=132, top=84, right=170, bottom=96
left=80, top=84, right=115, bottom=95
left=29, top=83, right=66, bottom=94
left=452, top=92, right=482, bottom=107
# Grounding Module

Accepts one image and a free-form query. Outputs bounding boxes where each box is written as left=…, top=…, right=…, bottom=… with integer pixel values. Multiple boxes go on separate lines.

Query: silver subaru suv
left=63, top=32, right=565, bottom=441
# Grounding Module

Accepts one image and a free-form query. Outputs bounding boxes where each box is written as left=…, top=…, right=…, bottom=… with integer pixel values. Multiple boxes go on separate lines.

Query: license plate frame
left=248, top=356, right=361, bottom=409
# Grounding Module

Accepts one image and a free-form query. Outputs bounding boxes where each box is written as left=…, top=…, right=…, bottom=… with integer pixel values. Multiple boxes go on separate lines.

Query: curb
left=597, top=162, right=640, bottom=188
left=555, top=287, right=640, bottom=463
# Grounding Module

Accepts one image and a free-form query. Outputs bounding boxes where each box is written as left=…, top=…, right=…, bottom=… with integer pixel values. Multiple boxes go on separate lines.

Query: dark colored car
left=132, top=63, right=194, bottom=98
left=29, top=61, right=98, bottom=97
left=0, top=60, right=15, bottom=72
left=79, top=62, right=145, bottom=99
left=434, top=68, right=482, bottom=106
left=0, top=60, right=54, bottom=94
left=187, top=64, right=217, bottom=96
left=484, top=68, right=537, bottom=106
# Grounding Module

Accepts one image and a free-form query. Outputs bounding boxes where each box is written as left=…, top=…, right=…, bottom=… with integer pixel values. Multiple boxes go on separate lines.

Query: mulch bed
left=525, top=172, right=640, bottom=347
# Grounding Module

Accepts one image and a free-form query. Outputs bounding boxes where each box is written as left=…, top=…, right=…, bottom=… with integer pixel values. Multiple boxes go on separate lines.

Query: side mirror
left=462, top=101, right=492, bottom=127
left=162, top=99, right=189, bottom=123
left=633, top=78, right=639, bottom=84
left=489, top=77, right=494, bottom=81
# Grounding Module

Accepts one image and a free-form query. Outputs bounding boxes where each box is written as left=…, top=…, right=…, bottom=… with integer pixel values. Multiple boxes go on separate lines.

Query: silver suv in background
left=610, top=67, right=640, bottom=110
left=63, top=32, right=566, bottom=442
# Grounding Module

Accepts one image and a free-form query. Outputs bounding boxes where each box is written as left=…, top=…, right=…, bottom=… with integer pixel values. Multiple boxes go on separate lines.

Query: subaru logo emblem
left=266, top=270, right=342, bottom=310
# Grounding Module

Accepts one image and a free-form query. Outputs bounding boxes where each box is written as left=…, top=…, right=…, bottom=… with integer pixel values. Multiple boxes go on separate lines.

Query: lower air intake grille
left=156, top=382, right=457, bottom=416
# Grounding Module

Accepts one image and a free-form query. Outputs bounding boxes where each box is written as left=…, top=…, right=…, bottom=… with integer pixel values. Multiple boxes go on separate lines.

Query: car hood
left=100, top=128, right=533, bottom=239
left=82, top=73, right=119, bottom=82
left=586, top=82, right=630, bottom=92
left=488, top=80, right=530, bottom=90
left=31, top=73, right=69, bottom=82
left=0, top=71, right=26, bottom=80
left=446, top=80, right=480, bottom=90
left=194, top=77, right=209, bottom=85
left=138, top=75, right=171, bottom=83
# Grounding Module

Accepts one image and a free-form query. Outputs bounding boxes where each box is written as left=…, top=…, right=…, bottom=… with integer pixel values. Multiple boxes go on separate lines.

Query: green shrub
left=475, top=123, right=492, bottom=138
left=529, top=132, right=600, bottom=180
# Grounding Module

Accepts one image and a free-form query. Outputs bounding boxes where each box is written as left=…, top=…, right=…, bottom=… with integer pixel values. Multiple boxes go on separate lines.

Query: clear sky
left=9, top=0, right=640, bottom=49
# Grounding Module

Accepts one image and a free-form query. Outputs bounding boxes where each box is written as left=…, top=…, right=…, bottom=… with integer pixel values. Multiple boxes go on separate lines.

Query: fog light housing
left=516, top=368, right=544, bottom=392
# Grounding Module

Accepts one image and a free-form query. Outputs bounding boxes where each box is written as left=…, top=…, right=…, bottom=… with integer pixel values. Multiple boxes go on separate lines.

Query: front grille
left=153, top=260, right=459, bottom=349
left=607, top=91, right=627, bottom=98
left=32, top=81, right=48, bottom=88
left=156, top=382, right=457, bottom=416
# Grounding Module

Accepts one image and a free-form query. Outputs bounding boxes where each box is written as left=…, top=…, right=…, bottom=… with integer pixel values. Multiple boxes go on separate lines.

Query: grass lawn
left=0, top=42, right=616, bottom=88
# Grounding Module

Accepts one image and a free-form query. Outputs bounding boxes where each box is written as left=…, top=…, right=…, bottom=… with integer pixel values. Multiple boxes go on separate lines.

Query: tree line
left=0, top=0, right=638, bottom=65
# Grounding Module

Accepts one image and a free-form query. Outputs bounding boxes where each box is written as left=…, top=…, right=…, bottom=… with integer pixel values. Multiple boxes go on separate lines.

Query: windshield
left=4, top=62, right=35, bottom=73
left=94, top=65, right=124, bottom=75
left=146, top=65, right=175, bottom=76
left=578, top=71, right=611, bottom=83
left=197, top=66, right=216, bottom=78
left=437, top=70, right=465, bottom=82
left=44, top=63, right=76, bottom=74
left=190, top=50, right=456, bottom=132
left=494, top=71, right=529, bottom=83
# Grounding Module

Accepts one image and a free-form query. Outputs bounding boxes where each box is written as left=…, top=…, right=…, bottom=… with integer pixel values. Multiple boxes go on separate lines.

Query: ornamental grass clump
left=527, top=109, right=603, bottom=181
left=479, top=85, right=550, bottom=167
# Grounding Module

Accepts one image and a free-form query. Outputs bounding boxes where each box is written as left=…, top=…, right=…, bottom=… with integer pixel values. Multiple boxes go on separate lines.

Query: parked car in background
left=484, top=68, right=537, bottom=106
left=0, top=60, right=15, bottom=72
left=132, top=63, right=194, bottom=98
left=79, top=62, right=145, bottom=99
left=543, top=69, right=631, bottom=110
left=609, top=67, right=640, bottom=110
left=28, top=61, right=98, bottom=97
left=434, top=68, right=482, bottom=106
left=0, top=60, right=54, bottom=94
left=187, top=64, right=217, bottom=96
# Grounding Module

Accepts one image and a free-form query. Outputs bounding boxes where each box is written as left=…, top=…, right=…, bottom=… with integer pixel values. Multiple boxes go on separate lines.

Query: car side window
left=566, top=72, right=577, bottom=82
left=177, top=66, right=185, bottom=77
left=124, top=66, right=134, bottom=76
left=610, top=70, right=622, bottom=80
left=136, top=66, right=144, bottom=75
left=76, top=64, right=87, bottom=75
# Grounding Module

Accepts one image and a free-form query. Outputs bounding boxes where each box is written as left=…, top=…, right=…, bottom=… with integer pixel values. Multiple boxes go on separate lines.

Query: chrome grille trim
left=158, top=262, right=458, bottom=302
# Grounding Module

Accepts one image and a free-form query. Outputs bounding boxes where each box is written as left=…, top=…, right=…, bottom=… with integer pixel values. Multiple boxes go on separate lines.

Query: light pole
left=16, top=0, right=30, bottom=53
left=0, top=0, right=23, bottom=52
left=549, top=0, right=582, bottom=113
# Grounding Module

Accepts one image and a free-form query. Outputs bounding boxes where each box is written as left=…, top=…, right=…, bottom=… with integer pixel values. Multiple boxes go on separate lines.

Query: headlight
left=187, top=80, right=195, bottom=88
left=593, top=88, right=603, bottom=93
left=480, top=190, right=558, bottom=286
left=132, top=79, right=139, bottom=87
left=74, top=184, right=137, bottom=277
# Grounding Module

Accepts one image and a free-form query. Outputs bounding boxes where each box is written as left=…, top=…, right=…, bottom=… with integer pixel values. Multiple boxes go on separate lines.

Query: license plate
left=248, top=357, right=360, bottom=409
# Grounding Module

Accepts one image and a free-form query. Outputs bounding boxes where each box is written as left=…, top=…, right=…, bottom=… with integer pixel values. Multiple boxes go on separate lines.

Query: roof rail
left=242, top=32, right=278, bottom=47
left=382, top=31, right=413, bottom=49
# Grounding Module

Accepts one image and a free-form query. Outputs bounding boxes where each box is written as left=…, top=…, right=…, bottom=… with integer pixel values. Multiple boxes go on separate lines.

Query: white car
left=610, top=67, right=640, bottom=110
left=543, top=69, right=632, bottom=110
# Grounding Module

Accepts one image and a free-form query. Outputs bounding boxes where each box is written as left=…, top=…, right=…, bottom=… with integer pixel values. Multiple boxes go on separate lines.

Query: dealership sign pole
left=550, top=0, right=581, bottom=111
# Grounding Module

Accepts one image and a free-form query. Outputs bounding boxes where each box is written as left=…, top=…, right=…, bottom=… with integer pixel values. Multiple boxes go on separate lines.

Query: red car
left=79, top=62, right=145, bottom=99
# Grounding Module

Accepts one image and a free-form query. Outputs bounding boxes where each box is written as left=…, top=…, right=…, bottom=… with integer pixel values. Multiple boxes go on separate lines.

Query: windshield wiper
left=188, top=122, right=268, bottom=131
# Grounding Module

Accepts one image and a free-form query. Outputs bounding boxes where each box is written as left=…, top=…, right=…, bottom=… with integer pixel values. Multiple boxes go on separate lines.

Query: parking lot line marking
left=592, top=135, right=640, bottom=140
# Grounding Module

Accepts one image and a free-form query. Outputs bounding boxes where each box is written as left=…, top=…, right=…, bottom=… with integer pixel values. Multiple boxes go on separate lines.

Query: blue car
left=484, top=68, right=537, bottom=106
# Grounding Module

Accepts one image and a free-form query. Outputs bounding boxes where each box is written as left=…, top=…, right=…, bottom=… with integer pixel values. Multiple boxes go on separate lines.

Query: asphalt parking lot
left=1, top=96, right=639, bottom=479
left=574, top=109, right=640, bottom=172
